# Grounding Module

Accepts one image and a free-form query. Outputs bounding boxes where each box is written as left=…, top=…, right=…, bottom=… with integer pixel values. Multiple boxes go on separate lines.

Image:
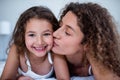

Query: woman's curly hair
left=60, top=2, right=120, bottom=76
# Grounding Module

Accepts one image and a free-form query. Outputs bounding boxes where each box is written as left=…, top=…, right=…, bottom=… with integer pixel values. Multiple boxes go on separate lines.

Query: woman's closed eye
left=65, top=31, right=71, bottom=36
left=64, top=28, right=71, bottom=36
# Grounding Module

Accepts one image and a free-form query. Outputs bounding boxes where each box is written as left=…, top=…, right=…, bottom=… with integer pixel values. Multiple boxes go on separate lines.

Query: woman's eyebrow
left=61, top=20, right=75, bottom=32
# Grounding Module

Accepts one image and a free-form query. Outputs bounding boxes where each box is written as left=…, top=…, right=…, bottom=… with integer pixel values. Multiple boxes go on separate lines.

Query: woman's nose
left=53, top=29, right=61, bottom=39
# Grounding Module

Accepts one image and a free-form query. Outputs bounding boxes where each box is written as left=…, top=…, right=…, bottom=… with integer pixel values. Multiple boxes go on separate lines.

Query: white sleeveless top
left=18, top=52, right=54, bottom=80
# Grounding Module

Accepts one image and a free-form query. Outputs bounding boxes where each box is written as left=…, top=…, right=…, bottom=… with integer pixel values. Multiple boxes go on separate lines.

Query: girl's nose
left=36, top=36, right=44, bottom=45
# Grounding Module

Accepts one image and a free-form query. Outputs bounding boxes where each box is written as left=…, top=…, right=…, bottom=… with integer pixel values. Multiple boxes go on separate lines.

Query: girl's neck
left=26, top=52, right=52, bottom=75
left=27, top=53, right=48, bottom=64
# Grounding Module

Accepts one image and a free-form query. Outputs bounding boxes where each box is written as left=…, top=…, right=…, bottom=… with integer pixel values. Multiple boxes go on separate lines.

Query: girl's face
left=25, top=18, right=53, bottom=57
left=52, top=11, right=85, bottom=56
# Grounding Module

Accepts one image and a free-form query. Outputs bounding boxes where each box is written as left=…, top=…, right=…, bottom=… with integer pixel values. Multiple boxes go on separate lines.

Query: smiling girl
left=0, top=6, right=69, bottom=80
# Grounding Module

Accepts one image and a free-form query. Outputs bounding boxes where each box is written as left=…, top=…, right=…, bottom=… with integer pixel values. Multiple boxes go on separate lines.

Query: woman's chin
left=52, top=47, right=57, bottom=53
left=52, top=47, right=61, bottom=54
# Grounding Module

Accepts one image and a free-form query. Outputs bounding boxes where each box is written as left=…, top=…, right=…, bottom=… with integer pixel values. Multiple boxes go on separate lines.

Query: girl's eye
left=43, top=33, right=52, bottom=36
left=28, top=33, right=35, bottom=37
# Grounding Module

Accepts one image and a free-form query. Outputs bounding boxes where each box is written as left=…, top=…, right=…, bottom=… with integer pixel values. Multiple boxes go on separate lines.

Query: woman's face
left=52, top=11, right=85, bottom=56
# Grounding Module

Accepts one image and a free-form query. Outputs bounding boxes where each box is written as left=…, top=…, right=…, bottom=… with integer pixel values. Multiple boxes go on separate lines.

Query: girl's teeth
left=35, top=47, right=43, bottom=50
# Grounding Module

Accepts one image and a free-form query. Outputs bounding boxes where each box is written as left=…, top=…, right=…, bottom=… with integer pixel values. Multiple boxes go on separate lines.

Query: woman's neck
left=66, top=53, right=90, bottom=76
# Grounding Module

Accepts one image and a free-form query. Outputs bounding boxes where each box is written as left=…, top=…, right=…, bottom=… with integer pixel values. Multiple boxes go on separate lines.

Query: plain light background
left=0, top=0, right=120, bottom=60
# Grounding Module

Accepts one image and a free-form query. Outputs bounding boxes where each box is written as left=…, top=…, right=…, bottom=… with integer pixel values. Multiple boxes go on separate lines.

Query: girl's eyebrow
left=26, top=29, right=52, bottom=34
left=26, top=31, right=35, bottom=33
left=43, top=29, right=53, bottom=33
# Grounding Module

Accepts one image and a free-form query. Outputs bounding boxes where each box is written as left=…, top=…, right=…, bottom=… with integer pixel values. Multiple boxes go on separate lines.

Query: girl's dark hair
left=9, top=6, right=59, bottom=54
left=60, top=2, right=120, bottom=76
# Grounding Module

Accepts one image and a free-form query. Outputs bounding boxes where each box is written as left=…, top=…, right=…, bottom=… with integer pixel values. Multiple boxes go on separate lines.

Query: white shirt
left=18, top=52, right=54, bottom=80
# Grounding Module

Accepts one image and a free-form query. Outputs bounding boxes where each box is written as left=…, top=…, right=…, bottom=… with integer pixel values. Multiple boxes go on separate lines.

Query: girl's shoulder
left=19, top=53, right=28, bottom=72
